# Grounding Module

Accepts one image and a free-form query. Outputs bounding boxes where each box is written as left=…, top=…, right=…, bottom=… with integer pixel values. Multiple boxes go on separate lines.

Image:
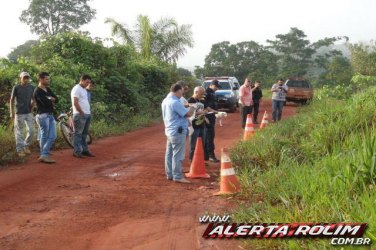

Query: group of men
left=161, top=80, right=222, bottom=184
left=239, top=78, right=288, bottom=126
left=161, top=77, right=289, bottom=183
left=9, top=72, right=95, bottom=163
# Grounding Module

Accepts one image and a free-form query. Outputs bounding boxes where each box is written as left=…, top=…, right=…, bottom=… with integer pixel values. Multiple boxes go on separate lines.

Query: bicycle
left=57, top=110, right=92, bottom=148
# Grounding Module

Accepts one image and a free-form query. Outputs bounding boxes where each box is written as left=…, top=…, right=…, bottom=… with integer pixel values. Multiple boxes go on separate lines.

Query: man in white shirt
left=71, top=74, right=95, bottom=158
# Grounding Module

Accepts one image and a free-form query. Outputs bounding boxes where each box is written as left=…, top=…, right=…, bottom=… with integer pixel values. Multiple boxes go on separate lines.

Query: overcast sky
left=0, top=0, right=375, bottom=69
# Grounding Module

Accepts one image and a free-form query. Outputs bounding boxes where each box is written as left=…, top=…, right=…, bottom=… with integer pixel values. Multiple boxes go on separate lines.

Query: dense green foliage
left=20, top=0, right=96, bottom=35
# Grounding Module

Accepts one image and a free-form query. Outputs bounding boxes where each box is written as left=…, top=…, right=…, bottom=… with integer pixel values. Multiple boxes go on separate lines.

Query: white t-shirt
left=71, top=84, right=91, bottom=114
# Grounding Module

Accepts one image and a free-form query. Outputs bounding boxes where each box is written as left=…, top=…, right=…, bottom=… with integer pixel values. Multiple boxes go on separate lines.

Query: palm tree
left=105, top=15, right=194, bottom=63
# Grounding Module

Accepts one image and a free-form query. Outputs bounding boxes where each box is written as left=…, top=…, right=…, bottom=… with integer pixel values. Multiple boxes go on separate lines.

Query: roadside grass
left=0, top=111, right=161, bottom=166
left=231, top=87, right=376, bottom=249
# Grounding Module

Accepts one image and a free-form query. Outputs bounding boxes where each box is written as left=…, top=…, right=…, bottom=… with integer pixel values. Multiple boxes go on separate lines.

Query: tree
left=105, top=15, right=194, bottom=63
left=317, top=56, right=353, bottom=85
left=20, top=0, right=96, bottom=35
left=267, top=27, right=345, bottom=78
left=7, top=40, right=40, bottom=62
left=349, top=42, right=376, bottom=76
left=202, top=41, right=278, bottom=83
left=177, top=67, right=192, bottom=77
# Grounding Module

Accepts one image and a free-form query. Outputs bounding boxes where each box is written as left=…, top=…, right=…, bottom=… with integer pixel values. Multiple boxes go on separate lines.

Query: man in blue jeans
left=34, top=72, right=58, bottom=164
left=271, top=79, right=288, bottom=122
left=71, top=74, right=95, bottom=158
left=162, top=83, right=195, bottom=183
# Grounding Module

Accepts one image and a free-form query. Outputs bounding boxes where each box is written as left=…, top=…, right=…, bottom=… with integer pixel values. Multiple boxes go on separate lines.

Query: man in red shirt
left=239, top=78, right=260, bottom=129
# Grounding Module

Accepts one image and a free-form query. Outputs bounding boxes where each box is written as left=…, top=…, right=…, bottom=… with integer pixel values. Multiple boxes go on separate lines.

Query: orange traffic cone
left=214, top=148, right=240, bottom=195
left=260, top=111, right=269, bottom=129
left=185, top=137, right=210, bottom=178
left=243, top=114, right=255, bottom=140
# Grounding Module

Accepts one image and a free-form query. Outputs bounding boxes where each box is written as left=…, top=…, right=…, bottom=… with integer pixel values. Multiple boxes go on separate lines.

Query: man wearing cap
left=204, top=79, right=221, bottom=162
left=9, top=72, right=35, bottom=157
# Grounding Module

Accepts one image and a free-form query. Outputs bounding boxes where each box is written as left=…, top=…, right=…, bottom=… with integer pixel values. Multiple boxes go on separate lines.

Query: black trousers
left=205, top=119, right=216, bottom=158
left=190, top=126, right=206, bottom=161
left=240, top=104, right=252, bottom=129
left=253, top=102, right=260, bottom=122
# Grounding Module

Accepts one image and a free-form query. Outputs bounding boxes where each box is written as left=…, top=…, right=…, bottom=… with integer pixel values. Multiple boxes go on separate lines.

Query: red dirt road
left=0, top=100, right=296, bottom=250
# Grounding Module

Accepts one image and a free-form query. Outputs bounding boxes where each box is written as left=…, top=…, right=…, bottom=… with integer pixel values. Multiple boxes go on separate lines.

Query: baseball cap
left=19, top=72, right=30, bottom=78
left=211, top=79, right=221, bottom=88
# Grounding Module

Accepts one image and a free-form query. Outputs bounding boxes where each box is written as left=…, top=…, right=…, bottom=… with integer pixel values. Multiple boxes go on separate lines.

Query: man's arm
left=50, top=89, right=58, bottom=103
left=9, top=86, right=16, bottom=118
left=73, top=97, right=84, bottom=115
left=186, top=106, right=195, bottom=117
left=9, top=96, right=15, bottom=118
left=271, top=85, right=279, bottom=92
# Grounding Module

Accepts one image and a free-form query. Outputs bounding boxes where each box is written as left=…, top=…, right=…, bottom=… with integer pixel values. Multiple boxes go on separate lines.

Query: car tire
left=228, top=105, right=236, bottom=113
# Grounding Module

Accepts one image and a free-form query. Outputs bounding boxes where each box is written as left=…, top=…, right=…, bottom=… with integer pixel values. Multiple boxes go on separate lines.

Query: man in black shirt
left=204, top=79, right=220, bottom=162
left=251, top=80, right=263, bottom=124
left=188, top=86, right=208, bottom=161
left=34, top=72, right=58, bottom=164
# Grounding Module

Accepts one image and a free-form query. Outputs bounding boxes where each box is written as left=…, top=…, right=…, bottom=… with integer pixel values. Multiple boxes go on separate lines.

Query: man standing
left=188, top=86, right=207, bottom=161
left=251, top=80, right=263, bottom=124
left=9, top=72, right=35, bottom=157
left=271, top=79, right=288, bottom=122
left=204, top=79, right=221, bottom=162
left=34, top=72, right=58, bottom=163
left=162, top=83, right=194, bottom=183
left=239, top=78, right=260, bottom=128
left=71, top=74, right=95, bottom=158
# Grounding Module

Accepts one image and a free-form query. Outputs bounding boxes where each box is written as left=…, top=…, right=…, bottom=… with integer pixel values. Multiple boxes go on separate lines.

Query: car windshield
left=287, top=80, right=310, bottom=88
left=203, top=81, right=231, bottom=90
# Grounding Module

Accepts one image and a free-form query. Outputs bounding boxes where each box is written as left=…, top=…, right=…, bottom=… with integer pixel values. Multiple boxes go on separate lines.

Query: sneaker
left=209, top=156, right=220, bottom=163
left=39, top=156, right=55, bottom=164
left=82, top=151, right=95, bottom=157
left=174, top=178, right=191, bottom=184
left=167, top=177, right=173, bottom=180
left=17, top=151, right=26, bottom=157
left=73, top=152, right=84, bottom=158
left=23, top=147, right=31, bottom=154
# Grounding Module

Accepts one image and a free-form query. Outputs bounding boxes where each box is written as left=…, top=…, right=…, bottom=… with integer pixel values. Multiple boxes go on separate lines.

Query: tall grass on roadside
left=231, top=87, right=376, bottom=249
left=0, top=124, right=16, bottom=164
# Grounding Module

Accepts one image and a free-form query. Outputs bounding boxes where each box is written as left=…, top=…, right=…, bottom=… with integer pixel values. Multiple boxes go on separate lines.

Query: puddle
left=106, top=173, right=121, bottom=178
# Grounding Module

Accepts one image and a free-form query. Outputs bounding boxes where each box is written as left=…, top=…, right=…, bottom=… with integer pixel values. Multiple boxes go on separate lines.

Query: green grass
left=231, top=87, right=376, bottom=249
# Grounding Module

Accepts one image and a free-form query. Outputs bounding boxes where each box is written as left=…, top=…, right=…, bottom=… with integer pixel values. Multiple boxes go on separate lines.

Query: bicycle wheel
left=59, top=121, right=74, bottom=148
left=86, top=133, right=93, bottom=145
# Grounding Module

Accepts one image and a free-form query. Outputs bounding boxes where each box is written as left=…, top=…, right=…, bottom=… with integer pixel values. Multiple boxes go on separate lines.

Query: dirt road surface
left=0, top=100, right=297, bottom=250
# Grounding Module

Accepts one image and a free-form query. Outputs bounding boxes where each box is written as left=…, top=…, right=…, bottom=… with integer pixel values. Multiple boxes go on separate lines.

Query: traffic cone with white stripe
left=185, top=137, right=210, bottom=178
left=214, top=148, right=240, bottom=195
left=243, top=114, right=255, bottom=140
left=260, top=111, right=269, bottom=130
